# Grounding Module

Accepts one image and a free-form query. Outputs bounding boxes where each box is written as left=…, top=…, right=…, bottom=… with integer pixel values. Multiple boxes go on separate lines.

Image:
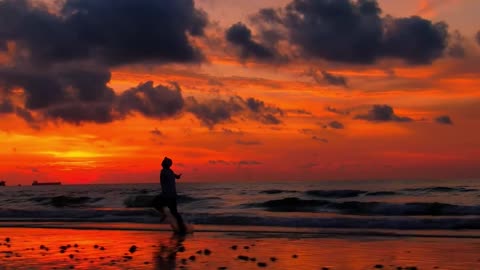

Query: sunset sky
left=0, top=0, right=479, bottom=184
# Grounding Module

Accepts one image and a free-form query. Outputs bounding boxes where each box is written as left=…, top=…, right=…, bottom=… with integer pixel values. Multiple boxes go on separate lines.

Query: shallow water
left=1, top=179, right=479, bottom=231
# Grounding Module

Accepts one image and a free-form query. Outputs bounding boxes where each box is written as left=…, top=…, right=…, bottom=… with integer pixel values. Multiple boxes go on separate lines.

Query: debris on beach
left=238, top=255, right=249, bottom=261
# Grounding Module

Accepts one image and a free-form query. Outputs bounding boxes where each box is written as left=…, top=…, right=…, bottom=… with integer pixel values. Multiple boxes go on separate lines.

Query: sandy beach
left=1, top=224, right=479, bottom=270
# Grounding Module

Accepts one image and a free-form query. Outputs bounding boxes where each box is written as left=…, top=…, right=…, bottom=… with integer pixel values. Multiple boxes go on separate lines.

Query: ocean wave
left=402, top=186, right=477, bottom=193
left=259, top=189, right=298, bottom=194
left=250, top=197, right=480, bottom=216
left=29, top=196, right=103, bottom=207
left=249, top=197, right=329, bottom=212
left=306, top=189, right=367, bottom=198
left=1, top=209, right=480, bottom=230
left=365, top=191, right=399, bottom=196
left=123, top=194, right=219, bottom=207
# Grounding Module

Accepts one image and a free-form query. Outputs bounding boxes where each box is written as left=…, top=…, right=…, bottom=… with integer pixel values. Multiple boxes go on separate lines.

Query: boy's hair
left=161, top=157, right=173, bottom=168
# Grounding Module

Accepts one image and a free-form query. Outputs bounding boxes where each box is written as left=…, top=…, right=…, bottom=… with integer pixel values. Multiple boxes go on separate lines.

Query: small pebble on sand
left=204, top=249, right=211, bottom=255
left=189, top=255, right=196, bottom=261
left=129, top=245, right=137, bottom=253
left=270, top=257, right=277, bottom=262
left=257, top=262, right=267, bottom=267
left=231, top=245, right=237, bottom=250
left=374, top=265, right=384, bottom=269
left=238, top=255, right=249, bottom=261
left=292, top=254, right=298, bottom=258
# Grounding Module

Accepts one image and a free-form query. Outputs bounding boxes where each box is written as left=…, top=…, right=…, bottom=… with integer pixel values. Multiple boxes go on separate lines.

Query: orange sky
left=0, top=0, right=479, bottom=184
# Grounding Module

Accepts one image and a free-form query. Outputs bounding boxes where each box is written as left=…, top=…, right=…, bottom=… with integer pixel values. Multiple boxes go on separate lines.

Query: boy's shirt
left=160, top=168, right=177, bottom=198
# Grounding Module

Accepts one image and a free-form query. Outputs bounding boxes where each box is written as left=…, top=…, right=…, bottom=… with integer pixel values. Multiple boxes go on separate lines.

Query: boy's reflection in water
left=154, top=234, right=186, bottom=270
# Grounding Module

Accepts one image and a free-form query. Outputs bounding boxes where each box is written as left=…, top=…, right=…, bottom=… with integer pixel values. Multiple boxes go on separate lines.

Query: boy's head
left=162, top=157, right=173, bottom=168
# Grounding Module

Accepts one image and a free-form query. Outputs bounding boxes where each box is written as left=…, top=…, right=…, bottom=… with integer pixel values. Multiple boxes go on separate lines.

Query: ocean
left=1, top=179, right=480, bottom=232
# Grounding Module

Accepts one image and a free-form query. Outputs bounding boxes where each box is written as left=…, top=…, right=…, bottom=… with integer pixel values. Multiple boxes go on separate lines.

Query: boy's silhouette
left=153, top=157, right=187, bottom=234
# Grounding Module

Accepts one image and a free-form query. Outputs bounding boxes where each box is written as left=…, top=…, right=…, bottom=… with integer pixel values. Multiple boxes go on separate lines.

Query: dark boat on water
left=32, top=180, right=61, bottom=186
left=0, top=181, right=5, bottom=186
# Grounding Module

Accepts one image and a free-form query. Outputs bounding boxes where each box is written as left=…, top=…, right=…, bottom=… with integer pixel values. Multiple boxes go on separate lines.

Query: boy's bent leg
left=166, top=199, right=187, bottom=233
left=152, top=195, right=167, bottom=222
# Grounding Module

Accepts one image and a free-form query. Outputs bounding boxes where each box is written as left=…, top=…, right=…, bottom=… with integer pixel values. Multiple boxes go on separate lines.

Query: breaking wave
left=30, top=196, right=104, bottom=207
left=249, top=197, right=480, bottom=216
left=1, top=208, right=480, bottom=230
left=305, top=189, right=366, bottom=198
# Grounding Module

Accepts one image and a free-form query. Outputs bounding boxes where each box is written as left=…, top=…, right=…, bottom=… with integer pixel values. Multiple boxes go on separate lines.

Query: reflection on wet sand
left=1, top=227, right=479, bottom=269
left=154, top=234, right=185, bottom=270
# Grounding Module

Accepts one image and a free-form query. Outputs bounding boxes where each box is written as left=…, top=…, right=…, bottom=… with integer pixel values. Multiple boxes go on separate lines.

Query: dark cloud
left=0, top=0, right=207, bottom=126
left=312, top=136, right=328, bottom=143
left=246, top=97, right=265, bottom=112
left=0, top=65, right=117, bottom=124
left=435, top=115, right=453, bottom=125
left=354, top=105, right=413, bottom=122
left=328, top=121, right=344, bottom=129
left=286, top=109, right=312, bottom=115
left=44, top=102, right=115, bottom=124
left=261, top=113, right=282, bottom=125
left=226, top=22, right=277, bottom=61
left=326, top=106, right=350, bottom=115
left=305, top=69, right=348, bottom=87
left=117, top=81, right=184, bottom=119
left=15, top=106, right=40, bottom=129
left=185, top=96, right=243, bottom=127
left=186, top=96, right=283, bottom=127
left=15, top=106, right=35, bottom=123
left=321, top=71, right=348, bottom=87
left=0, top=0, right=207, bottom=67
left=447, top=31, right=466, bottom=58
left=248, top=0, right=449, bottom=64
left=381, top=16, right=448, bottom=64
left=0, top=99, right=14, bottom=113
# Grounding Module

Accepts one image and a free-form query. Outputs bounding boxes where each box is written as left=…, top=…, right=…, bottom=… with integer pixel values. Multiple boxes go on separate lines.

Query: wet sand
left=1, top=225, right=480, bottom=270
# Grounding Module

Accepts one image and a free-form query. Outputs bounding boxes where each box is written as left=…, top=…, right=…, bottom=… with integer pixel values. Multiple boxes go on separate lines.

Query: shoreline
left=1, top=225, right=480, bottom=269
left=2, top=221, right=480, bottom=239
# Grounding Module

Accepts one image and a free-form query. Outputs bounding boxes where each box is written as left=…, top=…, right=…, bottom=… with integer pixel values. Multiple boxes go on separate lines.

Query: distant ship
left=32, top=180, right=61, bottom=186
left=0, top=181, right=5, bottom=186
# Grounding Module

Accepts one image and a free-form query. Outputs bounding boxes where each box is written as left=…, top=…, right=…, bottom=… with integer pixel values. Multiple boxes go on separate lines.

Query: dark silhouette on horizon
left=32, top=180, right=61, bottom=186
left=153, top=157, right=187, bottom=234
left=0, top=180, right=5, bottom=186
